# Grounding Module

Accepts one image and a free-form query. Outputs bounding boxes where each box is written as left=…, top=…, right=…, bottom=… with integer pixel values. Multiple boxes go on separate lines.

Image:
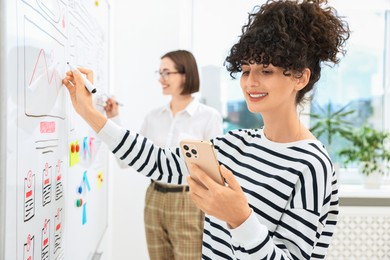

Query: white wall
left=109, top=1, right=193, bottom=259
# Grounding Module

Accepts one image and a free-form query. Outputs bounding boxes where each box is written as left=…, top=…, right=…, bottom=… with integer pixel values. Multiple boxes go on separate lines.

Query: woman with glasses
left=104, top=50, right=223, bottom=260
left=63, top=0, right=350, bottom=258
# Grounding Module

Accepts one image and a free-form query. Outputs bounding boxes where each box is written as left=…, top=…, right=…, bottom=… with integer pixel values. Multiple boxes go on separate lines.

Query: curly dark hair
left=225, top=0, right=350, bottom=105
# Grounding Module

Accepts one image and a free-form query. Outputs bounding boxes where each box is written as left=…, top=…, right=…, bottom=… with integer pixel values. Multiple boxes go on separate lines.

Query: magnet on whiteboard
left=76, top=199, right=83, bottom=207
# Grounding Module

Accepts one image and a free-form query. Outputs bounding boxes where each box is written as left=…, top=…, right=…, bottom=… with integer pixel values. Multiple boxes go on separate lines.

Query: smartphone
left=180, top=139, right=224, bottom=186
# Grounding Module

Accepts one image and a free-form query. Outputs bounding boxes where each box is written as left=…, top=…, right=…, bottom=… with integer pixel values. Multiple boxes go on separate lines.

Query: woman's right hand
left=62, top=67, right=94, bottom=117
left=62, top=67, right=107, bottom=133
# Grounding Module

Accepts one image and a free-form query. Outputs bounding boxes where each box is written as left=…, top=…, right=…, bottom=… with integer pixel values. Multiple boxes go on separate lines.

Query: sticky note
left=69, top=141, right=80, bottom=167
left=83, top=171, right=91, bottom=191
left=83, top=136, right=89, bottom=160
left=89, top=137, right=95, bottom=158
left=97, top=171, right=103, bottom=189
left=82, top=203, right=87, bottom=225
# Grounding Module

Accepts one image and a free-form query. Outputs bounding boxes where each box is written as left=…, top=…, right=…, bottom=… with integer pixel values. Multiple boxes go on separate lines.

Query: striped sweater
left=98, top=120, right=339, bottom=260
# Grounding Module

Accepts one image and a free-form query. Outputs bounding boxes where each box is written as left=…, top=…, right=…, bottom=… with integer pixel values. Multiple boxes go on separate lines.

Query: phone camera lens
left=191, top=149, right=197, bottom=155
left=183, top=145, right=189, bottom=150
left=185, top=152, right=191, bottom=158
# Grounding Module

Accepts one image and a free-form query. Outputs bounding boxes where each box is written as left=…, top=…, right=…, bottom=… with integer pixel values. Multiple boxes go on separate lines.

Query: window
left=193, top=0, right=390, bottom=185
left=310, top=2, right=390, bottom=184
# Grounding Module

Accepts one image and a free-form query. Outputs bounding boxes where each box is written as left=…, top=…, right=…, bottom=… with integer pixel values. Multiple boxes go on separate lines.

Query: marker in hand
left=67, top=62, right=97, bottom=94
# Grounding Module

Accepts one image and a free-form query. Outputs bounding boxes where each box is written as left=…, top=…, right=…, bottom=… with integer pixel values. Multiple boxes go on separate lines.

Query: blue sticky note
left=82, top=203, right=87, bottom=225
left=83, top=136, right=89, bottom=158
left=83, top=171, right=91, bottom=191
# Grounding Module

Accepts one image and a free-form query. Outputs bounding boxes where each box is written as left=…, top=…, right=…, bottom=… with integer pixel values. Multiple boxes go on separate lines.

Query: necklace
left=264, top=121, right=302, bottom=142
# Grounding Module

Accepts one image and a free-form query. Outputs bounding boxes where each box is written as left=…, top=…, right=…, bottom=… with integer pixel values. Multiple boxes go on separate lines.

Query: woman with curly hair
left=63, top=0, right=350, bottom=259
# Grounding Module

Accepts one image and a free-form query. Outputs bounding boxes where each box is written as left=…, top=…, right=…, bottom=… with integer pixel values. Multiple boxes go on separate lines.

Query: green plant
left=338, top=124, right=390, bottom=176
left=308, top=102, right=355, bottom=157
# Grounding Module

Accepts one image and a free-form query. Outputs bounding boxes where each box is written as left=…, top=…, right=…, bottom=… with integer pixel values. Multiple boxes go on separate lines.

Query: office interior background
left=106, top=0, right=390, bottom=259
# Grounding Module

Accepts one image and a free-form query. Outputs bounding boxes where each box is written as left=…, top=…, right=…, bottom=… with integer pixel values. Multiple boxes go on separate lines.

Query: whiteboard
left=0, top=0, right=111, bottom=259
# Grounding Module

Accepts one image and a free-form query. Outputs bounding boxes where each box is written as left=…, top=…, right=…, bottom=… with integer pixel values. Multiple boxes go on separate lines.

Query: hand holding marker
left=67, top=62, right=123, bottom=106
left=67, top=62, right=97, bottom=94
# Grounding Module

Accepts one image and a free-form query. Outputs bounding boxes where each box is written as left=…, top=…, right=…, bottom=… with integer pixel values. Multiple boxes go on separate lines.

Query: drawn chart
left=23, top=234, right=35, bottom=260
left=42, top=162, right=52, bottom=207
left=54, top=160, right=63, bottom=201
left=53, top=207, right=63, bottom=257
left=24, top=170, right=36, bottom=222
left=24, top=16, right=65, bottom=119
left=41, top=219, right=50, bottom=260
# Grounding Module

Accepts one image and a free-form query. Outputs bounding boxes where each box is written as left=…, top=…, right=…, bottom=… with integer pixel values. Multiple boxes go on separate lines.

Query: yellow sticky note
left=97, top=171, right=103, bottom=189
left=69, top=141, right=80, bottom=167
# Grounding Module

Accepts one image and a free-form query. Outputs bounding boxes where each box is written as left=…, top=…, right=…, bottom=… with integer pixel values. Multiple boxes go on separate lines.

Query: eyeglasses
left=155, top=70, right=180, bottom=80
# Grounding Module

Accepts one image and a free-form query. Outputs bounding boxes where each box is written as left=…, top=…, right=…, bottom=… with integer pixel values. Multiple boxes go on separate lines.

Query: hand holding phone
left=180, top=139, right=224, bottom=186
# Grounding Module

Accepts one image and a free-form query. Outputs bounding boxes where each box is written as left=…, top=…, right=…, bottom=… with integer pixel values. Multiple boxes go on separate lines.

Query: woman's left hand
left=187, top=164, right=252, bottom=228
left=104, top=97, right=119, bottom=118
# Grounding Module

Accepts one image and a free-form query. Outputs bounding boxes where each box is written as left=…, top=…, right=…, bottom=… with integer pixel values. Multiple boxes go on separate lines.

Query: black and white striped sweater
left=98, top=120, right=339, bottom=260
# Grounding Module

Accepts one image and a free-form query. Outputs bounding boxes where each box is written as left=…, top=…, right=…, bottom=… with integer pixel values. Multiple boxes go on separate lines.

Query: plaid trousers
left=144, top=182, right=204, bottom=260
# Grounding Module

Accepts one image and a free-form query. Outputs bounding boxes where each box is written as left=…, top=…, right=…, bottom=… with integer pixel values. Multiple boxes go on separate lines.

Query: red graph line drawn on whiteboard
left=29, top=48, right=60, bottom=93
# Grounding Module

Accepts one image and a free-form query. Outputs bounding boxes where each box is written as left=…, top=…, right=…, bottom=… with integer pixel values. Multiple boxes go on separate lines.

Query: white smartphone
left=180, top=139, right=224, bottom=186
